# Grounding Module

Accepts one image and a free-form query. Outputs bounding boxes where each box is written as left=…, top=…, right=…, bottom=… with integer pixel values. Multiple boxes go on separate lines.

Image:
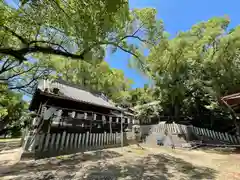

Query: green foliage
left=134, top=101, right=162, bottom=124
left=1, top=0, right=162, bottom=94
left=0, top=57, right=51, bottom=92
left=0, top=1, right=162, bottom=65
left=2, top=1, right=239, bottom=134
left=46, top=57, right=133, bottom=104
left=0, top=84, right=30, bottom=136
left=0, top=1, right=163, bottom=134
left=135, top=16, right=240, bottom=131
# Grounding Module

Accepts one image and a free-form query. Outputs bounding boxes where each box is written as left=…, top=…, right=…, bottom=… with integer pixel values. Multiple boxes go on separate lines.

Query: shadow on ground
left=1, top=150, right=122, bottom=178
left=0, top=149, right=217, bottom=180
left=84, top=153, right=217, bottom=180
left=196, top=147, right=240, bottom=155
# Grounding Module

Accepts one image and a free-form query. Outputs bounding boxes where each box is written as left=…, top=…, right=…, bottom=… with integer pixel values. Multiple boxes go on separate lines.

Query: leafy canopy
left=1, top=0, right=162, bottom=65
left=135, top=16, right=240, bottom=131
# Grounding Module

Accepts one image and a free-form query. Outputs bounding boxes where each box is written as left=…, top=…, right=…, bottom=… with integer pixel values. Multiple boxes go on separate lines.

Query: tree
left=1, top=1, right=162, bottom=93
left=0, top=57, right=52, bottom=93
left=127, top=85, right=155, bottom=107
left=134, top=101, right=162, bottom=125
left=1, top=1, right=162, bottom=65
left=45, top=56, right=133, bottom=104
left=135, top=16, right=240, bottom=132
left=0, top=83, right=29, bottom=136
left=1, top=1, right=164, bottom=135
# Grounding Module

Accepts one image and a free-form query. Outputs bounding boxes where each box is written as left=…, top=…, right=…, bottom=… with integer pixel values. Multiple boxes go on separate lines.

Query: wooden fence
left=22, top=123, right=240, bottom=158
left=23, top=131, right=131, bottom=159
left=141, top=123, right=240, bottom=145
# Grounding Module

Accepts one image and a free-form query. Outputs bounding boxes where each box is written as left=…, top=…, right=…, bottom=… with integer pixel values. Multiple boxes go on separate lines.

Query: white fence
left=141, top=123, right=240, bottom=145
left=23, top=131, right=131, bottom=158
left=22, top=123, right=240, bottom=158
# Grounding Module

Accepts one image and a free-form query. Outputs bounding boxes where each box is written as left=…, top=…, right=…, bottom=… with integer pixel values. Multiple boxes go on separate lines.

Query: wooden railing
left=141, top=123, right=240, bottom=145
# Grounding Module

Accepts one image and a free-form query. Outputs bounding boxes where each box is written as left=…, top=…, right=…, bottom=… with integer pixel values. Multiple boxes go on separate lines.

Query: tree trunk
left=174, top=100, right=180, bottom=123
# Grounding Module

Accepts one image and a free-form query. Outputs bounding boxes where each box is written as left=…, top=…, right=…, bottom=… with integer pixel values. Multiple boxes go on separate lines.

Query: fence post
left=111, top=133, right=114, bottom=145
left=232, top=136, right=238, bottom=144
left=237, top=136, right=240, bottom=144
left=78, top=133, right=82, bottom=149
left=98, top=133, right=101, bottom=149
left=55, top=133, right=61, bottom=151
left=37, top=133, right=45, bottom=152
left=44, top=133, right=51, bottom=151
left=50, top=133, right=56, bottom=150
left=94, top=133, right=97, bottom=149
left=65, top=133, right=70, bottom=151
left=205, top=129, right=210, bottom=138
left=225, top=133, right=230, bottom=142
left=209, top=130, right=214, bottom=139
left=60, top=131, right=66, bottom=151
left=70, top=133, right=74, bottom=149
left=214, top=131, right=219, bottom=140
left=106, top=132, right=109, bottom=146
left=101, top=133, right=104, bottom=147
left=223, top=133, right=228, bottom=142
left=86, top=131, right=89, bottom=150
left=217, top=132, right=222, bottom=140
left=82, top=133, right=86, bottom=150
left=229, top=135, right=235, bottom=144
left=104, top=132, right=107, bottom=147
left=74, top=133, right=78, bottom=149
left=219, top=133, right=224, bottom=141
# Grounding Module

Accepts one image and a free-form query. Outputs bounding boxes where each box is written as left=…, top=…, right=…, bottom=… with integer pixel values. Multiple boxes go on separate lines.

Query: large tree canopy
left=135, top=16, right=240, bottom=133
left=0, top=82, right=30, bottom=136
left=0, top=1, right=163, bottom=136
left=2, top=1, right=240, bottom=135
left=0, top=0, right=162, bottom=63
left=46, top=57, right=133, bottom=104
left=0, top=0, right=162, bottom=91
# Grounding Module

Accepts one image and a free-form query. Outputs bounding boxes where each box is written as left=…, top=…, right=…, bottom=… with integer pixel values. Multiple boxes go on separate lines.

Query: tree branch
left=1, top=36, right=146, bottom=64
left=1, top=26, right=28, bottom=45
left=132, top=23, right=145, bottom=36
left=0, top=46, right=84, bottom=62
left=5, top=65, right=38, bottom=80
left=0, top=58, right=19, bottom=75
left=107, top=42, right=146, bottom=70
left=120, top=35, right=154, bottom=45
left=29, top=40, right=69, bottom=53
left=0, top=48, right=27, bottom=62
left=9, top=66, right=51, bottom=91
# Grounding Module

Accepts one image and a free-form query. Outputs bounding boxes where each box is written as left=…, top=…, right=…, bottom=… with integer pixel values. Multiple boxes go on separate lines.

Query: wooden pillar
left=71, top=111, right=76, bottom=118
left=84, top=113, right=87, bottom=119
left=89, top=112, right=93, bottom=134
left=102, top=115, right=106, bottom=132
left=109, top=116, right=112, bottom=134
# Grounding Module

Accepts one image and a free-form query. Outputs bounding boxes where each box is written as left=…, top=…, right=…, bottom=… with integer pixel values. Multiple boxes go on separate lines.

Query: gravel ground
left=0, top=145, right=240, bottom=180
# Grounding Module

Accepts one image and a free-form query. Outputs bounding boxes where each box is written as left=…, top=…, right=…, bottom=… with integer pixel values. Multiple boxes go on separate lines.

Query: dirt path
left=144, top=147, right=240, bottom=180
left=0, top=145, right=240, bottom=180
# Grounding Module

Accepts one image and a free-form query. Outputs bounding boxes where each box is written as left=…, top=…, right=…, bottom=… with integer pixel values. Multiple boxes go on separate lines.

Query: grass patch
left=0, top=138, right=21, bottom=142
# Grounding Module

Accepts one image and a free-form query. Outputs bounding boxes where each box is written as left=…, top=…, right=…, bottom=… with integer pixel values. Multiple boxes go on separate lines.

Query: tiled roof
left=37, top=79, right=121, bottom=110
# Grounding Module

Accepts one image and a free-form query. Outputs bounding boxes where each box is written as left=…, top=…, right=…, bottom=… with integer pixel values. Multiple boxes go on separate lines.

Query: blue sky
left=106, top=0, right=240, bottom=88
left=5, top=0, right=240, bottom=90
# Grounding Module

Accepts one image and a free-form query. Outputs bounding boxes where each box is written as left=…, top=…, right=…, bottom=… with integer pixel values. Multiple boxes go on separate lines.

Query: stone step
left=144, top=133, right=190, bottom=147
